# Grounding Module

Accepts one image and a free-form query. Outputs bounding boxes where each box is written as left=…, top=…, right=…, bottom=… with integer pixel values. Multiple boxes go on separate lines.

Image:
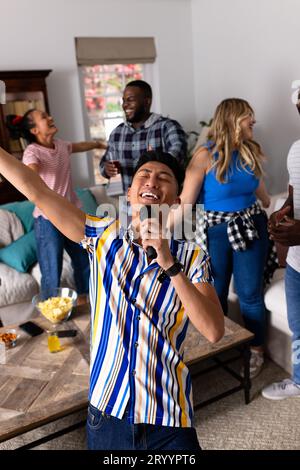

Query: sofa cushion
left=89, top=185, right=119, bottom=216
left=30, top=250, right=75, bottom=289
left=264, top=268, right=291, bottom=335
left=0, top=209, right=24, bottom=247
left=0, top=230, right=37, bottom=273
left=75, top=187, right=98, bottom=215
left=0, top=200, right=35, bottom=233
left=0, top=262, right=39, bottom=307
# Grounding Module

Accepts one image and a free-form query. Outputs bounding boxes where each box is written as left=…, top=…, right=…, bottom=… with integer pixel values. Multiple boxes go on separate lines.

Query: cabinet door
left=0, top=70, right=51, bottom=204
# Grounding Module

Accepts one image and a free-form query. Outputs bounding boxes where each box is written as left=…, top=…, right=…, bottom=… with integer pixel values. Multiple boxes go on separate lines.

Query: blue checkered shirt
left=99, top=113, right=187, bottom=192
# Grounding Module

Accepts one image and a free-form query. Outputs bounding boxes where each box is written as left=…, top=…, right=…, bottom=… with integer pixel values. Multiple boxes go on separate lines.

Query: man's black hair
left=125, top=80, right=152, bottom=99
left=133, top=150, right=185, bottom=193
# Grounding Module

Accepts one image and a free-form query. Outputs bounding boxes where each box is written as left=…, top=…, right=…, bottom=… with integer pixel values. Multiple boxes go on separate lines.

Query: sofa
left=0, top=185, right=118, bottom=326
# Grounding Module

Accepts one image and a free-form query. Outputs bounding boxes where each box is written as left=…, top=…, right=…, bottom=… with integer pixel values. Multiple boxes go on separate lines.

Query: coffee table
left=0, top=305, right=253, bottom=449
left=185, top=317, right=254, bottom=409
left=0, top=303, right=90, bottom=449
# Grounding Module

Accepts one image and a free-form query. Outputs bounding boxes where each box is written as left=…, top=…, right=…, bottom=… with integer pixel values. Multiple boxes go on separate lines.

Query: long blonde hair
left=206, top=98, right=264, bottom=183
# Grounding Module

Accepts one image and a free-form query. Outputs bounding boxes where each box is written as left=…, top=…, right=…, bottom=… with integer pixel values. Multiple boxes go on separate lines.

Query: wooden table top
left=0, top=303, right=90, bottom=443
left=184, top=316, right=254, bottom=365
left=0, top=302, right=253, bottom=443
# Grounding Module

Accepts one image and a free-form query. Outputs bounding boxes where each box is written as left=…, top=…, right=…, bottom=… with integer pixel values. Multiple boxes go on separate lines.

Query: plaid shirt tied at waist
left=196, top=202, right=263, bottom=252
left=195, top=202, right=279, bottom=286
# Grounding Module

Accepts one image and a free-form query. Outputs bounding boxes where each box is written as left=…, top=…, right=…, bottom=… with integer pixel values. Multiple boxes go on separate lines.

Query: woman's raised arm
left=0, top=147, right=85, bottom=243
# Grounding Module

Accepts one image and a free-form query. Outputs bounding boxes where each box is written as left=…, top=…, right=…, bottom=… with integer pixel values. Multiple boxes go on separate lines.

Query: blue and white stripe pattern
left=83, top=214, right=212, bottom=427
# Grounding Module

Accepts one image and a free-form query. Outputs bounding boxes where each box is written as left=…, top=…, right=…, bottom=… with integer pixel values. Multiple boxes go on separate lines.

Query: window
left=81, top=63, right=143, bottom=185
left=76, top=37, right=156, bottom=185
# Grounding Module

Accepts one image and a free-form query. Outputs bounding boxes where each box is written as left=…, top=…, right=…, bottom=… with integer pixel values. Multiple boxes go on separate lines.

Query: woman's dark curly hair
left=6, top=108, right=37, bottom=143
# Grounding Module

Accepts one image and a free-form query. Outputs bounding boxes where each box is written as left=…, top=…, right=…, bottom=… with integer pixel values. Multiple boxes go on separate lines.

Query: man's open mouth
left=140, top=192, right=159, bottom=201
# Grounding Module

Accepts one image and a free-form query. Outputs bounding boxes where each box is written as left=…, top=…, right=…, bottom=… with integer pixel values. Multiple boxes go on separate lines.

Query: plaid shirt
left=196, top=202, right=278, bottom=286
left=99, top=113, right=187, bottom=192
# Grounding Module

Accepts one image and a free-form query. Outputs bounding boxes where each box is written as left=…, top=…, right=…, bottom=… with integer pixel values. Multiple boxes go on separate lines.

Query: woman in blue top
left=180, top=98, right=271, bottom=378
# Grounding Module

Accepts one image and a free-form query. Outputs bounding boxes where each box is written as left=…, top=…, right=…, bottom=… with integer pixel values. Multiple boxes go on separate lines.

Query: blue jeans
left=34, top=216, right=90, bottom=299
left=285, top=264, right=300, bottom=384
left=86, top=404, right=201, bottom=451
left=207, top=213, right=269, bottom=346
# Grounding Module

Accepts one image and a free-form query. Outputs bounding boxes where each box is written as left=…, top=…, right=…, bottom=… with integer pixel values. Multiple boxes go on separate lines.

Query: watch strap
left=164, top=259, right=183, bottom=277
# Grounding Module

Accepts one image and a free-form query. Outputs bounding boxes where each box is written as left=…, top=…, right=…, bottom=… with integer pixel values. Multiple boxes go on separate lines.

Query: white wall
left=0, top=0, right=195, bottom=187
left=191, top=0, right=300, bottom=194
left=2, top=0, right=298, bottom=194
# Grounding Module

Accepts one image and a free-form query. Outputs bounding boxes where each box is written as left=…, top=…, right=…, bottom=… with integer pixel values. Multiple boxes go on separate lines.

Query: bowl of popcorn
left=0, top=329, right=19, bottom=348
left=32, top=288, right=78, bottom=324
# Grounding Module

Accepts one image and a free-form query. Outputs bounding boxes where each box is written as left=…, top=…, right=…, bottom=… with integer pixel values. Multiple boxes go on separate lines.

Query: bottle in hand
left=111, top=160, right=121, bottom=173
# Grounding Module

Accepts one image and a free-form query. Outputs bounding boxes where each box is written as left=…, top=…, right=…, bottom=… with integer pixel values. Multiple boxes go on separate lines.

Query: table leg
left=242, top=343, right=251, bottom=404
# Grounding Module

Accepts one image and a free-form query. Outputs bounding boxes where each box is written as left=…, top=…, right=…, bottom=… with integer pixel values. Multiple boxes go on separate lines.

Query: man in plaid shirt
left=99, top=80, right=187, bottom=193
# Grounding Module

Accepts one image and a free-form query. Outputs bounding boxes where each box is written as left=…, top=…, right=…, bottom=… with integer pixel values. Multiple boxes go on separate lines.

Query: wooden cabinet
left=0, top=70, right=52, bottom=204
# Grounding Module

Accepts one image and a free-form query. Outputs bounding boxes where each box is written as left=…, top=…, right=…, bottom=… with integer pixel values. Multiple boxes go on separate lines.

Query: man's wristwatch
left=164, top=258, right=183, bottom=277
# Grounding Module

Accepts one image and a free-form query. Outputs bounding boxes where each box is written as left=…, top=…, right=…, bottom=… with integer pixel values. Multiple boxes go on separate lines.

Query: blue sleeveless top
left=196, top=142, right=259, bottom=211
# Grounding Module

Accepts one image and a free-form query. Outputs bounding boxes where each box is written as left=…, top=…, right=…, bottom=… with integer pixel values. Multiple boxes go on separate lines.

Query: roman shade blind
left=75, top=37, right=156, bottom=65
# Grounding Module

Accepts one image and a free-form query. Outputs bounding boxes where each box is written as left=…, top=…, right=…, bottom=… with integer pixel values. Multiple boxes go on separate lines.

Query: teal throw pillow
left=75, top=187, right=98, bottom=215
left=0, top=200, right=35, bottom=233
left=0, top=230, right=37, bottom=273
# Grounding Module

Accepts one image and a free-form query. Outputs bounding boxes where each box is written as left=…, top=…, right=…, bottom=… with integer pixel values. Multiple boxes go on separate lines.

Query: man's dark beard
left=126, top=105, right=148, bottom=123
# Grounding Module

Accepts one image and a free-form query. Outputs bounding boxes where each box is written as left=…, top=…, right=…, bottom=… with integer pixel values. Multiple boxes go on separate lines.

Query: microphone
left=140, top=205, right=158, bottom=260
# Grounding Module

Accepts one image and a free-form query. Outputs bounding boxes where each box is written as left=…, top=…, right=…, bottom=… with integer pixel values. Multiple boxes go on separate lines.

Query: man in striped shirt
left=0, top=147, right=224, bottom=450
left=99, top=80, right=187, bottom=193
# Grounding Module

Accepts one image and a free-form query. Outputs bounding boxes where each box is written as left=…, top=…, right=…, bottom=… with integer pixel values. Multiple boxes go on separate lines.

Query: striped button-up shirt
left=99, top=113, right=187, bottom=193
left=83, top=214, right=212, bottom=427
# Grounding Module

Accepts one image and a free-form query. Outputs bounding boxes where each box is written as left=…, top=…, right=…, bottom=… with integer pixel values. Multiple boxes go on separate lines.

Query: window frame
left=78, top=62, right=160, bottom=186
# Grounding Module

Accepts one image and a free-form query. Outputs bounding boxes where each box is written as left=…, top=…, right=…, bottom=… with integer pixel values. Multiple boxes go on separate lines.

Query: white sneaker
left=262, top=378, right=300, bottom=400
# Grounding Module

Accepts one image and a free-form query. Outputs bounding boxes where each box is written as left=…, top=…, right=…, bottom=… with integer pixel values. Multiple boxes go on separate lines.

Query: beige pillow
left=0, top=209, right=24, bottom=247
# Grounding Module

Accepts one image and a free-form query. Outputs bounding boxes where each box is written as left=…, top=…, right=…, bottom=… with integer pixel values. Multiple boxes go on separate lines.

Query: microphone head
left=146, top=246, right=157, bottom=260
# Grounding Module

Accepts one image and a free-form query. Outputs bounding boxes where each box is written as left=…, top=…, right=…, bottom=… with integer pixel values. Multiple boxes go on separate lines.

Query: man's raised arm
left=0, top=147, right=85, bottom=243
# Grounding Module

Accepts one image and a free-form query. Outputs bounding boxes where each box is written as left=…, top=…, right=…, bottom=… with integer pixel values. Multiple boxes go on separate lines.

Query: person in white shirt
left=262, top=92, right=300, bottom=400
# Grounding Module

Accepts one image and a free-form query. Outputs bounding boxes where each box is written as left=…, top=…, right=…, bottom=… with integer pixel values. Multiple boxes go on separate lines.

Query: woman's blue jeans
left=86, top=403, right=201, bottom=451
left=207, top=213, right=269, bottom=346
left=285, top=263, right=300, bottom=384
left=34, top=216, right=90, bottom=299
